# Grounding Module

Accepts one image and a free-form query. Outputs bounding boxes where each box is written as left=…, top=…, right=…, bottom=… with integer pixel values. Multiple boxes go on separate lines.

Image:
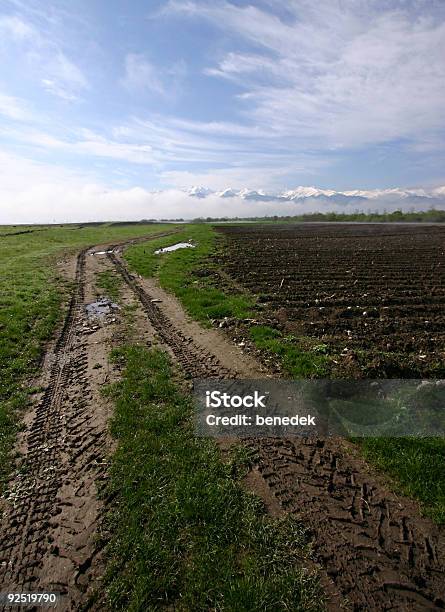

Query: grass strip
left=125, top=224, right=253, bottom=322
left=249, top=326, right=328, bottom=377
left=101, top=345, right=323, bottom=611
left=358, top=437, right=445, bottom=524
left=96, top=270, right=122, bottom=301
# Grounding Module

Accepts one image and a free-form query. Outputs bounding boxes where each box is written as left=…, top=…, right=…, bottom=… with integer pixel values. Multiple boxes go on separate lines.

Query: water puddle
left=90, top=250, right=113, bottom=255
left=85, top=298, right=120, bottom=318
left=154, top=242, right=195, bottom=254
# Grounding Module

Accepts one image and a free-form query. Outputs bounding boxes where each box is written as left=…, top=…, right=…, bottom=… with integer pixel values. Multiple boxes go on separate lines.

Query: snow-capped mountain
left=281, top=187, right=337, bottom=199
left=216, top=188, right=238, bottom=198
left=184, top=185, right=445, bottom=206
left=185, top=186, right=213, bottom=198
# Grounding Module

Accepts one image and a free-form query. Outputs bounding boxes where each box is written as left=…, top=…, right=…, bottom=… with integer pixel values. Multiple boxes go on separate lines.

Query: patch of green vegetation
left=0, top=223, right=172, bottom=493
left=125, top=225, right=254, bottom=324
left=96, top=270, right=121, bottom=301
left=101, top=345, right=323, bottom=611
left=358, top=437, right=445, bottom=524
left=250, top=326, right=328, bottom=377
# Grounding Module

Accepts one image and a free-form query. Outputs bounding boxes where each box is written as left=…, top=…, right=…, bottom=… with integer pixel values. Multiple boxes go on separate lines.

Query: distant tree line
left=190, top=209, right=445, bottom=224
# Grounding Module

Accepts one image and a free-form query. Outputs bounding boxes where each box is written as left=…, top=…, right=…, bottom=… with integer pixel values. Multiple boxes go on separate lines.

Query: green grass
left=96, top=270, right=122, bottom=301
left=101, top=345, right=323, bottom=611
left=249, top=326, right=328, bottom=377
left=0, top=223, right=172, bottom=492
left=358, top=437, right=445, bottom=523
left=125, top=224, right=253, bottom=323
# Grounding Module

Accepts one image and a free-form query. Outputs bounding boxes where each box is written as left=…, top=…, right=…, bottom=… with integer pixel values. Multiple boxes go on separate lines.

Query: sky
left=0, top=0, right=444, bottom=222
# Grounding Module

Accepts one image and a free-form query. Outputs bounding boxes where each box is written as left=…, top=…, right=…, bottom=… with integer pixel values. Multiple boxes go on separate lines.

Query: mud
left=245, top=436, right=445, bottom=610
left=85, top=298, right=119, bottom=319
left=0, top=249, right=108, bottom=608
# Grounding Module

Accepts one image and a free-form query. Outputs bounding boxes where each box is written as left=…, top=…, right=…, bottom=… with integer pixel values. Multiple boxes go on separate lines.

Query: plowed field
left=216, top=223, right=445, bottom=378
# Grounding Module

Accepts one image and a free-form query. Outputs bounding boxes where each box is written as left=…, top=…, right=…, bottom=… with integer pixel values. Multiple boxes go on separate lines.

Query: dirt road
left=1, top=236, right=444, bottom=611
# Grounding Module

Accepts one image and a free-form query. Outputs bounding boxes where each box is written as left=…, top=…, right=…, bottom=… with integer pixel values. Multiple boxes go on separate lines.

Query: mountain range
left=185, top=185, right=445, bottom=206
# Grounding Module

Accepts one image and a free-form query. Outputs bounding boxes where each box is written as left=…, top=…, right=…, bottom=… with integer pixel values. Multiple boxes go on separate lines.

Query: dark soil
left=215, top=223, right=445, bottom=378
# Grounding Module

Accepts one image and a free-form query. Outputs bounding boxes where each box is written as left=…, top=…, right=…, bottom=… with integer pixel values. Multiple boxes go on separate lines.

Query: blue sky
left=0, top=0, right=444, bottom=222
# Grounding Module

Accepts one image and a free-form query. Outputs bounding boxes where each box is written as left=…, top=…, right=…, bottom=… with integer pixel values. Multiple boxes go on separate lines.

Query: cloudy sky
left=0, top=0, right=444, bottom=222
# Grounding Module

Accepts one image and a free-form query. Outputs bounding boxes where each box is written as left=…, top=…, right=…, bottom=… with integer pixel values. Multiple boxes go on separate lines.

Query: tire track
left=108, top=251, right=235, bottom=379
left=0, top=248, right=101, bottom=604
left=246, top=436, right=445, bottom=611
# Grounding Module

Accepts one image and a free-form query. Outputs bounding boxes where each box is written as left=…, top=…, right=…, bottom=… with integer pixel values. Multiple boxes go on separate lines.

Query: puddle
left=154, top=242, right=195, bottom=254
left=90, top=250, right=113, bottom=255
left=85, top=298, right=120, bottom=318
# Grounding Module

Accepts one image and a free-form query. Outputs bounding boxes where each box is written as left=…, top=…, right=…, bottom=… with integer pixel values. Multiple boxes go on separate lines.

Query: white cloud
left=168, top=0, right=445, bottom=150
left=0, top=126, right=156, bottom=165
left=121, top=53, right=165, bottom=95
left=41, top=53, right=88, bottom=100
left=0, top=92, right=31, bottom=120
left=0, top=14, right=35, bottom=39
left=0, top=13, right=88, bottom=101
left=110, top=116, right=329, bottom=187
left=73, top=130, right=155, bottom=164
left=162, top=165, right=311, bottom=191
left=121, top=53, right=187, bottom=101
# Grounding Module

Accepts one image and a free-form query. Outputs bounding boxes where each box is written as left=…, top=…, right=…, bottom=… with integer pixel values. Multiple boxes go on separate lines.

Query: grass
left=0, top=222, right=173, bottom=493
left=358, top=437, right=445, bottom=523
left=249, top=326, right=328, bottom=377
left=101, top=345, right=323, bottom=611
left=125, top=224, right=253, bottom=323
left=96, top=270, right=122, bottom=301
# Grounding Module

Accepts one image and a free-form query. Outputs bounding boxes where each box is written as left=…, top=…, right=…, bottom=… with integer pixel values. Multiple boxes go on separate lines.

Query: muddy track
left=0, top=231, right=180, bottom=609
left=245, top=436, right=445, bottom=611
left=0, top=248, right=108, bottom=606
left=108, top=251, right=235, bottom=379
